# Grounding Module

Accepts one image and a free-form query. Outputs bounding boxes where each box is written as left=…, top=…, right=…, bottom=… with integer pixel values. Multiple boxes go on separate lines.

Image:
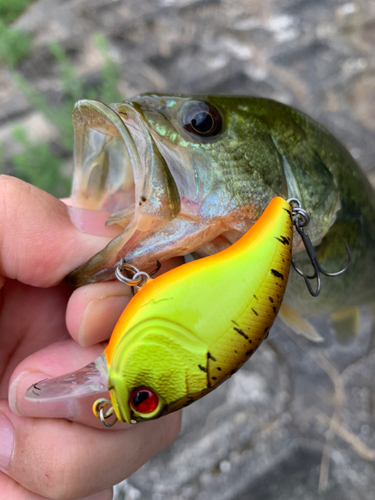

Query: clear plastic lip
left=25, top=353, right=109, bottom=403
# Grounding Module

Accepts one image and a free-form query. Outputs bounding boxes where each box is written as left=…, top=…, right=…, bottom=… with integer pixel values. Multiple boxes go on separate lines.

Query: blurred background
left=1, top=0, right=374, bottom=499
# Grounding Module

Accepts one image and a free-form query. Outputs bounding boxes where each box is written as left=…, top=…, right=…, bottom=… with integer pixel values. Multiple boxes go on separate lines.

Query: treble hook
left=288, top=199, right=352, bottom=297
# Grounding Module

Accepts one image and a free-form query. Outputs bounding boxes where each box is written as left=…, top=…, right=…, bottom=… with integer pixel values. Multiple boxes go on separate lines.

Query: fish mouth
left=68, top=99, right=186, bottom=285
left=71, top=98, right=181, bottom=219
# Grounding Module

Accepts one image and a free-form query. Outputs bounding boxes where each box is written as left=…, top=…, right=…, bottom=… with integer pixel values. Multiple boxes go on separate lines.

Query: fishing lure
left=97, top=196, right=293, bottom=425
left=25, top=197, right=351, bottom=427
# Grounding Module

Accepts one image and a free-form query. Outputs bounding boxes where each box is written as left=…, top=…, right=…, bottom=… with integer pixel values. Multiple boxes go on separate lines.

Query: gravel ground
left=1, top=1, right=374, bottom=498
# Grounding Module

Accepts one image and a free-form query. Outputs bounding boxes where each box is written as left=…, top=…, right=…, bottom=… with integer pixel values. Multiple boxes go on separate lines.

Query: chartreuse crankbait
left=25, top=197, right=350, bottom=427
left=95, top=196, right=294, bottom=425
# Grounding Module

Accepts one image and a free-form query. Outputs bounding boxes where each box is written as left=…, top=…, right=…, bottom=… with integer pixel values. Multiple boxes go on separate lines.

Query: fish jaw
left=66, top=201, right=261, bottom=286
left=67, top=219, right=228, bottom=286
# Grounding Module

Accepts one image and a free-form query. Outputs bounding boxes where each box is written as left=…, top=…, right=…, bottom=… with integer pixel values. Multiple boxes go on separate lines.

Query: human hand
left=0, top=176, right=182, bottom=500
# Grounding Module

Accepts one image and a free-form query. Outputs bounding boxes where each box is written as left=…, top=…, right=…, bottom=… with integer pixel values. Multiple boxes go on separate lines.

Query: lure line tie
left=287, top=198, right=352, bottom=297
left=115, top=259, right=161, bottom=295
left=92, top=398, right=118, bottom=428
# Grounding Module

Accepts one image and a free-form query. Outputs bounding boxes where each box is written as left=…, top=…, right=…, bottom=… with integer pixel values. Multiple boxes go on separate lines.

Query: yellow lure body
left=104, top=197, right=293, bottom=423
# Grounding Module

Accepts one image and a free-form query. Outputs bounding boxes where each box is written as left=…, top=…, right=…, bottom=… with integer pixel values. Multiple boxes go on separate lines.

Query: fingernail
left=9, top=371, right=48, bottom=417
left=68, top=206, right=121, bottom=237
left=78, top=296, right=129, bottom=346
left=0, top=414, right=14, bottom=471
left=8, top=372, right=24, bottom=416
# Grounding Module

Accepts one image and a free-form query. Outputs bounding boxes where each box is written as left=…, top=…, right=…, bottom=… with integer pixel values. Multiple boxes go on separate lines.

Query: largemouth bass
left=67, top=95, right=375, bottom=339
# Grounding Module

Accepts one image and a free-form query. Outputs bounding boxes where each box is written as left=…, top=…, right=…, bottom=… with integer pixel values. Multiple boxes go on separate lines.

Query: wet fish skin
left=67, top=94, right=375, bottom=319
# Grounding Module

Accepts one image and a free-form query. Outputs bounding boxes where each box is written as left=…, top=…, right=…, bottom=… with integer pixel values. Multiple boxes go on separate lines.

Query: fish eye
left=130, top=387, right=159, bottom=414
left=181, top=101, right=222, bottom=137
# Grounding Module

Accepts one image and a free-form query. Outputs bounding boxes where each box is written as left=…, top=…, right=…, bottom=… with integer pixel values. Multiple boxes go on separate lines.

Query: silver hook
left=287, top=198, right=352, bottom=297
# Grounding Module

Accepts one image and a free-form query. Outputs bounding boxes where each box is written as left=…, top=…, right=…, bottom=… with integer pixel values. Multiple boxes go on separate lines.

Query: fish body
left=105, top=197, right=292, bottom=423
left=67, top=94, right=375, bottom=326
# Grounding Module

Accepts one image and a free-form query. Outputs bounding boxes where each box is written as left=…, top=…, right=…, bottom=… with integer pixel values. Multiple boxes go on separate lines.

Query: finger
left=0, top=176, right=121, bottom=287
left=67, top=282, right=132, bottom=347
left=0, top=402, right=181, bottom=499
left=67, top=257, right=185, bottom=346
left=61, top=196, right=118, bottom=237
left=0, top=473, right=113, bottom=500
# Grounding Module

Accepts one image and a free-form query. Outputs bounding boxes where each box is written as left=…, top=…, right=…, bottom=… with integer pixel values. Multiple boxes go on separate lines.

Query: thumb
left=0, top=176, right=120, bottom=287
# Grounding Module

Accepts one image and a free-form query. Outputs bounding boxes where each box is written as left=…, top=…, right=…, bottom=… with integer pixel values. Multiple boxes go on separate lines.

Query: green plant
left=5, top=35, right=123, bottom=196
left=11, top=126, right=70, bottom=198
left=0, top=0, right=35, bottom=25
left=94, top=33, right=122, bottom=103
left=0, top=20, right=31, bottom=66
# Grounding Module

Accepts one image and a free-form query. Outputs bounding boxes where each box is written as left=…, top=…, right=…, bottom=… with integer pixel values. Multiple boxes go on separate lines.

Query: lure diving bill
left=26, top=196, right=293, bottom=426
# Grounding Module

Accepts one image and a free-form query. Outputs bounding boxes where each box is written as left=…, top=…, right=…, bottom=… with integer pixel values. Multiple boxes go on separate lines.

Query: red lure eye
left=130, top=388, right=159, bottom=414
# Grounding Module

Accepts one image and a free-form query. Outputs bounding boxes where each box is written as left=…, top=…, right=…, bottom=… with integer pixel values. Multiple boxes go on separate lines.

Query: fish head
left=69, top=95, right=340, bottom=285
left=71, top=94, right=281, bottom=219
